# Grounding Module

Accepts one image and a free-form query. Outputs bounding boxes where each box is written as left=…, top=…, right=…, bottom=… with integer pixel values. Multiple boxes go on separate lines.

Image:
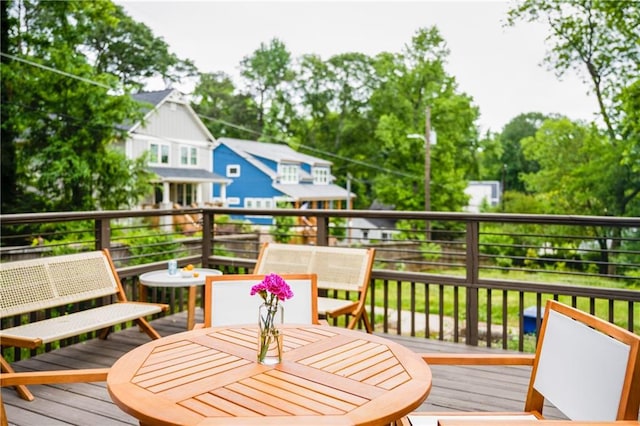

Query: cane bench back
left=0, top=250, right=124, bottom=318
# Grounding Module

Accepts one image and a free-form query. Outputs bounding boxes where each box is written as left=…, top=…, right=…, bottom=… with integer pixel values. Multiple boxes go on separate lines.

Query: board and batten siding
left=128, top=102, right=214, bottom=170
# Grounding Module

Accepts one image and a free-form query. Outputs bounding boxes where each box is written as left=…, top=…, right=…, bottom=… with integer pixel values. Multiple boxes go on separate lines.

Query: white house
left=464, top=181, right=501, bottom=213
left=116, top=89, right=229, bottom=211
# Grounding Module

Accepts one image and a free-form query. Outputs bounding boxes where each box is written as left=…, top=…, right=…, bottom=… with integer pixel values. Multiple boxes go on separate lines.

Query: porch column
left=160, top=181, right=172, bottom=229
left=219, top=183, right=227, bottom=206
left=196, top=183, right=203, bottom=205
left=161, top=182, right=170, bottom=205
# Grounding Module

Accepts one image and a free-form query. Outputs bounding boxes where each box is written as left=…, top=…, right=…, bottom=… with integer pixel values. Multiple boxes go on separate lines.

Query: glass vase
left=257, top=302, right=283, bottom=365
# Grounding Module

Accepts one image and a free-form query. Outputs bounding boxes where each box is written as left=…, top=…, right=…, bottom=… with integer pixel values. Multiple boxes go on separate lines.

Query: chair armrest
left=0, top=335, right=43, bottom=349
left=0, top=368, right=110, bottom=387
left=420, top=353, right=535, bottom=366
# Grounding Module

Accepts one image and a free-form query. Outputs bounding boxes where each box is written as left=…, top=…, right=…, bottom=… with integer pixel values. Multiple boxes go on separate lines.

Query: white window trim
left=279, top=163, right=299, bottom=184
left=313, top=166, right=330, bottom=185
left=244, top=197, right=275, bottom=209
left=180, top=145, right=198, bottom=167
left=149, top=142, right=171, bottom=165
left=227, top=164, right=241, bottom=177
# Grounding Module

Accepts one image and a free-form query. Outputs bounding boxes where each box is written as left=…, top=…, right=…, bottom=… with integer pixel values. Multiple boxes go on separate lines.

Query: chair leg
left=347, top=311, right=373, bottom=333
left=98, top=326, right=112, bottom=340
left=360, top=311, right=373, bottom=333
left=1, top=390, right=8, bottom=426
left=135, top=318, right=162, bottom=340
left=0, top=356, right=34, bottom=402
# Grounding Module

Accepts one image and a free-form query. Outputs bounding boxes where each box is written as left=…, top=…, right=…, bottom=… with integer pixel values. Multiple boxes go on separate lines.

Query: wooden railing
left=1, top=208, right=639, bottom=360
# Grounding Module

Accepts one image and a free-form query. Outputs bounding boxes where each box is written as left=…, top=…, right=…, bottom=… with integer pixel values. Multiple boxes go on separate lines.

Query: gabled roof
left=217, top=138, right=332, bottom=167
left=216, top=137, right=353, bottom=201
left=124, top=89, right=215, bottom=142
left=132, top=89, right=174, bottom=107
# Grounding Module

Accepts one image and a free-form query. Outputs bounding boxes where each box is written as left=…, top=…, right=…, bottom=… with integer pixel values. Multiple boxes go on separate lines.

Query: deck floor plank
left=2, top=310, right=564, bottom=426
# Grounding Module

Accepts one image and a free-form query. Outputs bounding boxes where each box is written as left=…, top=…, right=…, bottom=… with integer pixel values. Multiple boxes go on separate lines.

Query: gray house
left=116, top=89, right=229, bottom=211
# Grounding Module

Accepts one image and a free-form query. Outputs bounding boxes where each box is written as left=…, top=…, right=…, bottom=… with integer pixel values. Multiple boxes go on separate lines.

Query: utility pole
left=424, top=106, right=432, bottom=240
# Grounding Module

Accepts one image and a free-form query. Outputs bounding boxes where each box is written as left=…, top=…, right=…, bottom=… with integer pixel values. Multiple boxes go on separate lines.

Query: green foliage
left=369, top=27, right=478, bottom=212
left=240, top=38, right=294, bottom=134
left=420, top=241, right=442, bottom=263
left=270, top=203, right=295, bottom=243
left=112, top=225, right=184, bottom=265
left=193, top=71, right=260, bottom=139
left=521, top=118, right=628, bottom=216
left=195, top=27, right=478, bottom=213
left=507, top=0, right=639, bottom=139
left=506, top=0, right=640, bottom=219
left=329, top=217, right=346, bottom=239
left=2, top=0, right=193, bottom=213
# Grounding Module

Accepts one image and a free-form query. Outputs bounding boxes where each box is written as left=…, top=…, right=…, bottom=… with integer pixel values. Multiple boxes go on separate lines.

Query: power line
left=4, top=51, right=421, bottom=180
left=196, top=113, right=421, bottom=180
left=1, top=52, right=113, bottom=90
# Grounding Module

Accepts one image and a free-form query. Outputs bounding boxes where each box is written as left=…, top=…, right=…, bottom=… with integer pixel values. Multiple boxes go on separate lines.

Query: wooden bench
left=0, top=249, right=168, bottom=402
left=254, top=242, right=376, bottom=333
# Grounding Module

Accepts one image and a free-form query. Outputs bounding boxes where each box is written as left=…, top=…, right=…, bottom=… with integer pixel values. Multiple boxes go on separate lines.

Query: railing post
left=465, top=220, right=479, bottom=346
left=316, top=216, right=329, bottom=246
left=95, top=218, right=110, bottom=250
left=202, top=212, right=213, bottom=267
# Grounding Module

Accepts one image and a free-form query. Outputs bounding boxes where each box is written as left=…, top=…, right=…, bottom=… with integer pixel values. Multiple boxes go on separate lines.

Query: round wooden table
left=139, top=268, right=222, bottom=330
left=107, top=324, right=432, bottom=425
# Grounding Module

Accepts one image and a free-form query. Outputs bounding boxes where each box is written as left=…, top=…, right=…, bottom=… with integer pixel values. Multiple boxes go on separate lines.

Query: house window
left=150, top=143, right=170, bottom=165
left=279, top=164, right=299, bottom=184
left=313, top=166, right=330, bottom=184
left=180, top=146, right=198, bottom=166
left=245, top=198, right=274, bottom=209
left=176, top=183, right=196, bottom=206
left=227, top=165, right=240, bottom=177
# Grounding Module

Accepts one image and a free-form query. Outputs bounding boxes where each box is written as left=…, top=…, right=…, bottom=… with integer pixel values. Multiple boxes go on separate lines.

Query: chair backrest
left=525, top=300, right=640, bottom=421
left=0, top=249, right=122, bottom=318
left=254, top=242, right=375, bottom=294
left=203, top=273, right=319, bottom=327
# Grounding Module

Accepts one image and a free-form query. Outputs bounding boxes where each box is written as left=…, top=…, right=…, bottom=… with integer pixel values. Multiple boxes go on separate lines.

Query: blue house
left=212, top=138, right=354, bottom=225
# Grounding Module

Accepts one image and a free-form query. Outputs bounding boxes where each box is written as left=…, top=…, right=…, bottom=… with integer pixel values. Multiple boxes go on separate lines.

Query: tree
left=370, top=27, right=478, bottom=213
left=507, top=0, right=640, bottom=217
left=239, top=38, right=294, bottom=136
left=192, top=71, right=260, bottom=139
left=507, top=0, right=639, bottom=139
left=292, top=52, right=379, bottom=209
left=480, top=112, right=551, bottom=194
left=1, top=0, right=18, bottom=214
left=1, top=0, right=191, bottom=212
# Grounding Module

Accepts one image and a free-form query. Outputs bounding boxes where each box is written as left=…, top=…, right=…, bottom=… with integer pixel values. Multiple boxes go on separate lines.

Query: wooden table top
left=107, top=324, right=432, bottom=426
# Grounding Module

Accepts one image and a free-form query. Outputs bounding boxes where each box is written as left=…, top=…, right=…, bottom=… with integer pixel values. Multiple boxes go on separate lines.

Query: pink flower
left=250, top=273, right=294, bottom=303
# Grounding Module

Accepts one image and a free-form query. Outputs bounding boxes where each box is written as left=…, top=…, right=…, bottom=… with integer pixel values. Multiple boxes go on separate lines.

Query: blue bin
left=522, top=306, right=545, bottom=334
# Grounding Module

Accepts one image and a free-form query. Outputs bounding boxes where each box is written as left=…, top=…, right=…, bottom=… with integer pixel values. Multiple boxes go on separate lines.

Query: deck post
left=465, top=220, right=479, bottom=346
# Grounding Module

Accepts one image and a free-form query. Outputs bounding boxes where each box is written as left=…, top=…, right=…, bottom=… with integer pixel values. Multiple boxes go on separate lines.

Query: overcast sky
left=117, top=0, right=600, bottom=133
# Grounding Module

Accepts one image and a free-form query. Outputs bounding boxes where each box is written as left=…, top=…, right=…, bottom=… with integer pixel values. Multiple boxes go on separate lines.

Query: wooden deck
left=2, top=310, right=566, bottom=426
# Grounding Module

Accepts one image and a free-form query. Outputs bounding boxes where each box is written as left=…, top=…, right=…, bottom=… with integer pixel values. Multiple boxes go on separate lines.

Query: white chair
left=400, top=300, right=640, bottom=425
left=202, top=273, right=319, bottom=327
